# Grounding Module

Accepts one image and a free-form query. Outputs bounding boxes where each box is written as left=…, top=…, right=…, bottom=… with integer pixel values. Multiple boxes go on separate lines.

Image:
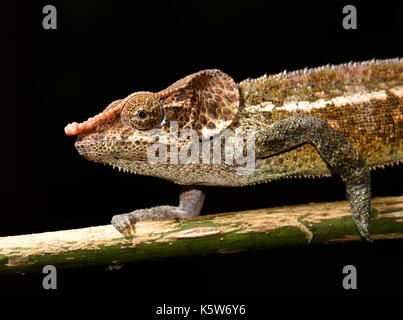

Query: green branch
left=1, top=196, right=402, bottom=275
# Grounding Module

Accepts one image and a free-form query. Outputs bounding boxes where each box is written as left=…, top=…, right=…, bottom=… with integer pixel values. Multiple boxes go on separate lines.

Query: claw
left=111, top=213, right=137, bottom=236
left=347, top=182, right=372, bottom=242
left=175, top=217, right=184, bottom=227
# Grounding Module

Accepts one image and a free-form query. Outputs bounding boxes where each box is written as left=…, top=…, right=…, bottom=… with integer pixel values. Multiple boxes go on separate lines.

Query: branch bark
left=1, top=196, right=402, bottom=275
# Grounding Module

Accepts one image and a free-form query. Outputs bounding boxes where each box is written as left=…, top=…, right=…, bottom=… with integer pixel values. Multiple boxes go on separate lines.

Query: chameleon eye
left=121, top=93, right=164, bottom=130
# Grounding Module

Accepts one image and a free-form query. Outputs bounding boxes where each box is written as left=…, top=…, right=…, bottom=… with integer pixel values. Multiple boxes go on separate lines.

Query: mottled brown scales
left=240, top=59, right=402, bottom=107
left=234, top=59, right=402, bottom=184
left=249, top=92, right=402, bottom=178
left=65, top=58, right=402, bottom=240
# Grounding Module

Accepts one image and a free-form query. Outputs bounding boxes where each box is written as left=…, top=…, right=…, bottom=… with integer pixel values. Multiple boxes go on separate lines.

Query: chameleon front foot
left=111, top=188, right=205, bottom=236
left=111, top=213, right=138, bottom=236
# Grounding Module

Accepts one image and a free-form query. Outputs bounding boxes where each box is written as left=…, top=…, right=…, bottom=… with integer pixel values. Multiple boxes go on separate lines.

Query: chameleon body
left=65, top=58, right=403, bottom=241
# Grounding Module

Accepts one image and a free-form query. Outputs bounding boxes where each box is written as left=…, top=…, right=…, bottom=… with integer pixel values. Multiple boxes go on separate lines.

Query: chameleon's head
left=65, top=92, right=167, bottom=166
left=64, top=69, right=240, bottom=179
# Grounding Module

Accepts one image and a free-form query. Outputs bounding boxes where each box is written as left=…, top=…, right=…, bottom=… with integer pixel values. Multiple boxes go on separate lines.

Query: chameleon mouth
left=74, top=135, right=152, bottom=163
left=74, top=138, right=101, bottom=158
left=74, top=142, right=121, bottom=164
left=73, top=136, right=117, bottom=156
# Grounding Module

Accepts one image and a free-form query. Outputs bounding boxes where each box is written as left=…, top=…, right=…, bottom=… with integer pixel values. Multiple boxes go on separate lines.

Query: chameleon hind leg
left=111, top=188, right=205, bottom=236
left=255, top=116, right=371, bottom=241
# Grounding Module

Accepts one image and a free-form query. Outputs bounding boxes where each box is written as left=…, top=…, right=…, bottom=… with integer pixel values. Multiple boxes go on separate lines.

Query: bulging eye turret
left=121, top=93, right=164, bottom=130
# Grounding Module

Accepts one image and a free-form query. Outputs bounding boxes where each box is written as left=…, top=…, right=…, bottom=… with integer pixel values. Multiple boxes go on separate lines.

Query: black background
left=2, top=0, right=403, bottom=307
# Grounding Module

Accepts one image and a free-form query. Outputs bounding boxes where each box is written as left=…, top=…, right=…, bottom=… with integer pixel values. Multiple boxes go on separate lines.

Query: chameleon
left=65, top=58, right=403, bottom=242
